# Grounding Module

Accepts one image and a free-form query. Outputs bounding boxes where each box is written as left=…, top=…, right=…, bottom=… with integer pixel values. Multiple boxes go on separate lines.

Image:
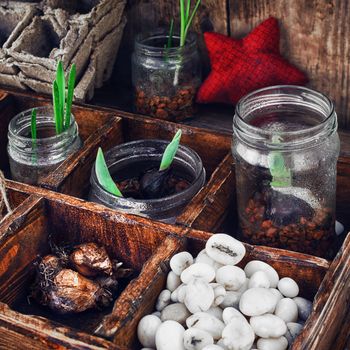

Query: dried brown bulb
left=36, top=254, right=62, bottom=290
left=43, top=269, right=113, bottom=314
left=70, top=243, right=113, bottom=277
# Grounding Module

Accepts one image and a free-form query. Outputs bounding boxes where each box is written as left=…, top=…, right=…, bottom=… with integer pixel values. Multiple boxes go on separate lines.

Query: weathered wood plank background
left=113, top=0, right=350, bottom=128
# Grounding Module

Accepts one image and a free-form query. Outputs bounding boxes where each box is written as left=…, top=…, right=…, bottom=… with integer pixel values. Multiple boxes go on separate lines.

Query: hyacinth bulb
left=140, top=168, right=171, bottom=199
left=265, top=189, right=314, bottom=226
left=70, top=243, right=113, bottom=277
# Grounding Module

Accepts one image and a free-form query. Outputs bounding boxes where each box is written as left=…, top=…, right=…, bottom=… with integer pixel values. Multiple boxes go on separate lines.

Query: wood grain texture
left=177, top=152, right=236, bottom=231
left=229, top=0, right=350, bottom=128
left=292, top=233, right=350, bottom=350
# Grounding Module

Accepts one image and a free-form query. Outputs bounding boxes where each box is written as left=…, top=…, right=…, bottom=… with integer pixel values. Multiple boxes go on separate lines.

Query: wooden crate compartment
left=0, top=188, right=187, bottom=349
left=0, top=89, right=234, bottom=229
left=108, top=230, right=349, bottom=350
left=0, top=90, right=120, bottom=182
left=0, top=166, right=349, bottom=350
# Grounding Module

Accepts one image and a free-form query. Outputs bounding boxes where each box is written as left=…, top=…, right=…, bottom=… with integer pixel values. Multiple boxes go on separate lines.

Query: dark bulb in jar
left=139, top=168, right=170, bottom=199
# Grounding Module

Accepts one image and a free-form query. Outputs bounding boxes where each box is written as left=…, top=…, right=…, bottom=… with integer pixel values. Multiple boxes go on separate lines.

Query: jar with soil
left=8, top=106, right=82, bottom=185
left=232, top=85, right=340, bottom=258
left=89, top=140, right=206, bottom=223
left=132, top=30, right=201, bottom=122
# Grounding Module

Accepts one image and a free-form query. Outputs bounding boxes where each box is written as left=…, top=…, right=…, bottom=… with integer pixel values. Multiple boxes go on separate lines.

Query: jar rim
left=234, top=85, right=335, bottom=137
left=8, top=105, right=77, bottom=144
left=91, top=139, right=205, bottom=205
left=134, top=29, right=197, bottom=57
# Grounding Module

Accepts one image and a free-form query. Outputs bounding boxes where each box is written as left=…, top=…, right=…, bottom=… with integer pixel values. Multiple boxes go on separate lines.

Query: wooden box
left=0, top=182, right=348, bottom=350
left=0, top=89, right=349, bottom=349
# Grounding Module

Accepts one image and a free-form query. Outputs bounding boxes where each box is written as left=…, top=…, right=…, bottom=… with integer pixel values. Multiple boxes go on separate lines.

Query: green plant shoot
left=65, top=63, right=76, bottom=130
left=179, top=0, right=201, bottom=47
left=96, top=147, right=123, bottom=197
left=268, top=135, right=291, bottom=187
left=166, top=19, right=174, bottom=49
left=31, top=108, right=37, bottom=149
left=52, top=61, right=77, bottom=135
left=159, top=129, right=182, bottom=171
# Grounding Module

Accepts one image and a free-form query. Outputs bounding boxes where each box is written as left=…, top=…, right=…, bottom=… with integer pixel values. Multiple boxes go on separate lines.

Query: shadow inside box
left=0, top=192, right=178, bottom=343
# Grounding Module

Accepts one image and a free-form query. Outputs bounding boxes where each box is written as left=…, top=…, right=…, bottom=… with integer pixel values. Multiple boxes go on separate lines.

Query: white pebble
left=216, top=266, right=246, bottom=291
left=210, top=283, right=227, bottom=306
left=167, top=271, right=182, bottom=292
left=152, top=311, right=161, bottom=318
left=205, top=306, right=223, bottom=321
left=155, top=320, right=185, bottom=350
left=278, top=277, right=299, bottom=298
left=222, top=316, right=255, bottom=350
left=275, top=298, right=298, bottom=323
left=293, top=297, right=313, bottom=321
left=250, top=314, right=287, bottom=338
left=205, top=234, right=246, bottom=266
left=222, top=307, right=246, bottom=325
left=183, top=328, right=214, bottom=350
left=269, top=288, right=284, bottom=303
left=175, top=284, right=188, bottom=304
left=244, top=261, right=279, bottom=288
left=237, top=278, right=249, bottom=293
left=239, top=288, right=277, bottom=316
left=184, top=279, right=214, bottom=313
left=186, top=312, right=225, bottom=340
left=156, top=289, right=171, bottom=311
left=196, top=250, right=223, bottom=270
left=285, top=322, right=304, bottom=344
left=171, top=283, right=185, bottom=302
left=161, top=303, right=191, bottom=325
left=137, top=315, right=162, bottom=348
left=170, top=252, right=194, bottom=276
left=335, top=221, right=344, bottom=236
left=257, top=336, right=288, bottom=350
left=181, top=263, right=216, bottom=284
left=202, top=346, right=224, bottom=350
left=248, top=271, right=270, bottom=289
left=219, top=290, right=241, bottom=309
left=216, top=339, right=229, bottom=349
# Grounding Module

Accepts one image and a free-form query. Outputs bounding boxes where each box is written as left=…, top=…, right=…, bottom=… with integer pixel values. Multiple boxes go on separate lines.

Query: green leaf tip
left=31, top=108, right=37, bottom=148
left=65, top=63, right=76, bottom=130
left=96, top=147, right=123, bottom=197
left=52, top=60, right=76, bottom=135
left=268, top=135, right=291, bottom=187
left=159, top=129, right=182, bottom=171
left=179, top=0, right=201, bottom=46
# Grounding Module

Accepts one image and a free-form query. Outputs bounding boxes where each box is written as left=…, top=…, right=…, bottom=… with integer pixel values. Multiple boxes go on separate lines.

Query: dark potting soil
left=135, top=86, right=197, bottom=121
left=240, top=190, right=335, bottom=258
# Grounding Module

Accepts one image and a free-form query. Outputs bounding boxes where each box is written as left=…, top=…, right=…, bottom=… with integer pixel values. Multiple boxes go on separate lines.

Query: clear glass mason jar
left=8, top=106, right=82, bottom=185
left=132, top=30, right=201, bottom=122
left=89, top=140, right=206, bottom=223
left=232, top=85, right=340, bottom=258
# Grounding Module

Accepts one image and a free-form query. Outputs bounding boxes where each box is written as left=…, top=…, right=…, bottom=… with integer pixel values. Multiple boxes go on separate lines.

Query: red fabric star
left=197, top=17, right=308, bottom=105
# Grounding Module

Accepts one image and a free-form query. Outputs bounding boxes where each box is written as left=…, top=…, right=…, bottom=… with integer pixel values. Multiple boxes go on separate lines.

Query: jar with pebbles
left=7, top=106, right=82, bottom=185
left=232, top=85, right=340, bottom=258
left=132, top=30, right=201, bottom=122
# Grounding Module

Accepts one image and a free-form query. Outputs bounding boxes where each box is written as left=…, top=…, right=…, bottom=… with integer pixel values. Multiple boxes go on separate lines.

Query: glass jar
left=8, top=106, right=82, bottom=185
left=132, top=29, right=201, bottom=122
left=232, top=85, right=340, bottom=258
left=89, top=140, right=206, bottom=223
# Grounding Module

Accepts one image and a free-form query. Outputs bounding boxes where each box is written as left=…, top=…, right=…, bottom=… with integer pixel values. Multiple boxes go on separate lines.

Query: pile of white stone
left=137, top=234, right=312, bottom=350
left=0, top=0, right=126, bottom=101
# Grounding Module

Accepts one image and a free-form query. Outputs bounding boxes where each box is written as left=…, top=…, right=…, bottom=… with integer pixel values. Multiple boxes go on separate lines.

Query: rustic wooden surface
left=292, top=233, right=350, bottom=350
left=0, top=183, right=342, bottom=349
left=92, top=0, right=350, bottom=131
